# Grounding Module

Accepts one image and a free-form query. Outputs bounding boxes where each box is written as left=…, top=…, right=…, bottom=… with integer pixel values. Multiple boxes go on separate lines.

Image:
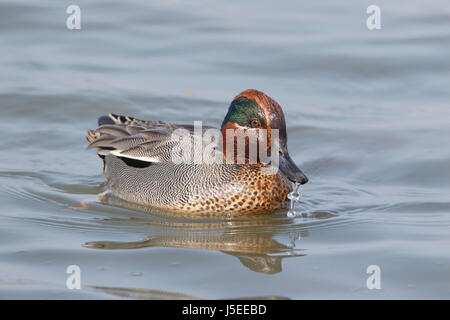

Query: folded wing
left=86, top=113, right=218, bottom=164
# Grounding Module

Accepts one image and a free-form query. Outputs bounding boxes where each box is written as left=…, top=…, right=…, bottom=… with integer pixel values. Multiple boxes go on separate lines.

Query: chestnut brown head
left=221, top=89, right=308, bottom=184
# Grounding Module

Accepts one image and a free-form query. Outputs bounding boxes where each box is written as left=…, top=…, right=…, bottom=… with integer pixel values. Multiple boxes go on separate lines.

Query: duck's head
left=221, top=89, right=308, bottom=185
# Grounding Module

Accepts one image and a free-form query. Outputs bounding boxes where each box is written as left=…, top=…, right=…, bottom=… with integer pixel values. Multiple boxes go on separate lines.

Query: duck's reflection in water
left=84, top=194, right=335, bottom=274
left=86, top=230, right=307, bottom=274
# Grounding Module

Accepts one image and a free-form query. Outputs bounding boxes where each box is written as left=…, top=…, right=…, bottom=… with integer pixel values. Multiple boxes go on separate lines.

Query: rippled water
left=1, top=0, right=449, bottom=299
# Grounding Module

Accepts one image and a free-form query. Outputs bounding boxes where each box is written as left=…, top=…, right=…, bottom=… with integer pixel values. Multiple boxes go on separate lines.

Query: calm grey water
left=1, top=0, right=449, bottom=299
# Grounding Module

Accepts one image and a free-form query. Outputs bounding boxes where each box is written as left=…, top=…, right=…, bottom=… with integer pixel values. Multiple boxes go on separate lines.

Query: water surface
left=0, top=0, right=449, bottom=299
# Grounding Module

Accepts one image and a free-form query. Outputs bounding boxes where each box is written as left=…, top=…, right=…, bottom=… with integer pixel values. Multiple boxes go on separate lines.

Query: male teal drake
left=86, top=89, right=308, bottom=215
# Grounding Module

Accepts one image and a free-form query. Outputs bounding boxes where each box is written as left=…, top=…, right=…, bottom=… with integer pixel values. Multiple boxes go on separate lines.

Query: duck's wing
left=86, top=113, right=219, bottom=164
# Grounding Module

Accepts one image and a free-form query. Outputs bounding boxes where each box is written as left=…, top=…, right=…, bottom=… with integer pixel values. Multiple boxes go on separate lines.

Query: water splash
left=287, top=182, right=301, bottom=218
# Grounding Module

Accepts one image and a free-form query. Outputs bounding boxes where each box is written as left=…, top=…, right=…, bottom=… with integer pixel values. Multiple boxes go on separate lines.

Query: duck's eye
left=250, top=119, right=260, bottom=128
